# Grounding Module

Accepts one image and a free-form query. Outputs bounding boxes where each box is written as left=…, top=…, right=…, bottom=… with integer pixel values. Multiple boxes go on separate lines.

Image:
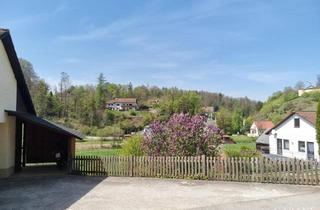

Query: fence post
left=67, top=157, right=72, bottom=174
left=316, top=161, right=319, bottom=185
left=202, top=155, right=206, bottom=177
left=129, top=156, right=133, bottom=177
left=260, top=157, right=264, bottom=183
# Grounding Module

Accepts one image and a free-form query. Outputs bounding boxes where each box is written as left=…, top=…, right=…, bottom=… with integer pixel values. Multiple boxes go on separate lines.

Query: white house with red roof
left=248, top=120, right=274, bottom=137
left=266, top=112, right=319, bottom=161
left=106, top=98, right=138, bottom=111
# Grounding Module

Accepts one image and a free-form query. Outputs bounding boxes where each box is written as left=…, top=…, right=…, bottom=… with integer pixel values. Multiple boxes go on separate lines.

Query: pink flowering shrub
left=142, top=113, right=223, bottom=156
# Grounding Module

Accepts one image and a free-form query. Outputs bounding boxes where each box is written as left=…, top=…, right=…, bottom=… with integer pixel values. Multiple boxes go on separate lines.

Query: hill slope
left=256, top=89, right=319, bottom=123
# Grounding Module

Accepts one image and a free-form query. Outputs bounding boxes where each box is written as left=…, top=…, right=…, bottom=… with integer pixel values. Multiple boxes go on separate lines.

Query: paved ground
left=0, top=176, right=320, bottom=210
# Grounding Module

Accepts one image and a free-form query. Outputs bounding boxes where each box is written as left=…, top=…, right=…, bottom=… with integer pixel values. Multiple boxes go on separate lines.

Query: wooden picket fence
left=69, top=155, right=320, bottom=185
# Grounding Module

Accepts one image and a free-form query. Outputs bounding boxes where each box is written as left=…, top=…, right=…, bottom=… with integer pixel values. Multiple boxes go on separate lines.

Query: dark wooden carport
left=5, top=110, right=83, bottom=172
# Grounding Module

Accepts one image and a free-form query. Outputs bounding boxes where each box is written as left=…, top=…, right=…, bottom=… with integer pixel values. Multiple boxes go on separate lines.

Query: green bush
left=96, top=126, right=124, bottom=137
left=142, top=113, right=154, bottom=126
left=302, top=92, right=320, bottom=102
left=89, top=126, right=98, bottom=136
left=121, top=135, right=145, bottom=156
left=129, top=110, right=137, bottom=116
left=120, top=119, right=142, bottom=134
left=79, top=125, right=91, bottom=135
left=104, top=110, right=124, bottom=125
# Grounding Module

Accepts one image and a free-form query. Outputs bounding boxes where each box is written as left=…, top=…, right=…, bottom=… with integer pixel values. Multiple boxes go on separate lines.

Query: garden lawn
left=223, top=135, right=258, bottom=157
left=76, top=148, right=121, bottom=156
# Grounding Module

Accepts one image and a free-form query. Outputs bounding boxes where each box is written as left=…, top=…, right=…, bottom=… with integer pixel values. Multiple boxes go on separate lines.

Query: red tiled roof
left=254, top=120, right=274, bottom=130
left=107, top=98, right=137, bottom=104
left=266, top=111, right=316, bottom=134
left=295, top=111, right=316, bottom=125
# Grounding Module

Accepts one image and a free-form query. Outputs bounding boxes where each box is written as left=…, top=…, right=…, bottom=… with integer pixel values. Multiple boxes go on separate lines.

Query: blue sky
left=1, top=0, right=320, bottom=101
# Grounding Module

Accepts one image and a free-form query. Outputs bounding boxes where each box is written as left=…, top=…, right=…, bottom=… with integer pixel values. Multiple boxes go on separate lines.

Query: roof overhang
left=6, top=110, right=83, bottom=139
left=266, top=112, right=315, bottom=134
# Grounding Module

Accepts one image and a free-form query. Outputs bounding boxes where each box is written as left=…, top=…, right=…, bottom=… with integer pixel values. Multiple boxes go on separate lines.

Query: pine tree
left=34, top=80, right=49, bottom=117
left=95, top=73, right=107, bottom=110
left=46, top=91, right=60, bottom=117
left=128, top=82, right=133, bottom=97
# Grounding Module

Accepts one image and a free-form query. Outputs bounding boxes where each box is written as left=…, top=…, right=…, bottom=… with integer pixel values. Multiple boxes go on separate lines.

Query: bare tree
left=316, top=75, right=320, bottom=87
left=58, top=72, right=71, bottom=117
left=294, top=81, right=305, bottom=90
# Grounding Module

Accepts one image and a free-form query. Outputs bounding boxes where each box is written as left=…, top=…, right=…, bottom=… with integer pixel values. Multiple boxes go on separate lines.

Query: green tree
left=104, top=110, right=116, bottom=125
left=243, top=116, right=253, bottom=133
left=46, top=91, right=61, bottom=117
left=174, top=91, right=201, bottom=115
left=33, top=80, right=49, bottom=117
left=216, top=108, right=232, bottom=134
left=95, top=73, right=107, bottom=109
left=128, top=82, right=133, bottom=97
left=19, top=58, right=39, bottom=98
left=231, top=109, right=243, bottom=134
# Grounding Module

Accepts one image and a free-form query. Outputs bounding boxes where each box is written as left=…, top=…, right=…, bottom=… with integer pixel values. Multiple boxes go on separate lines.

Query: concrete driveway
left=0, top=176, right=319, bottom=210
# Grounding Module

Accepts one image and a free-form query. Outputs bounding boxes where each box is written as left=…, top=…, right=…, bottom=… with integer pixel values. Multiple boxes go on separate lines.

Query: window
left=284, top=139, right=289, bottom=150
left=294, top=118, right=300, bottom=128
left=298, top=141, right=305, bottom=152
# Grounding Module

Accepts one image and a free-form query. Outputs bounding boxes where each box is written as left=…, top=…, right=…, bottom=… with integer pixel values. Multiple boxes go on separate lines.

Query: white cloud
left=57, top=18, right=142, bottom=41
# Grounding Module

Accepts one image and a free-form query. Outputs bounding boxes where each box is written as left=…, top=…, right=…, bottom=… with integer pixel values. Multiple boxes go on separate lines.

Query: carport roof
left=6, top=110, right=83, bottom=139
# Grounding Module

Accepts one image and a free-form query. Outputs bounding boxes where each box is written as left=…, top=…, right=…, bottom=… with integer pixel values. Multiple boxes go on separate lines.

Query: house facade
left=107, top=98, right=138, bottom=111
left=0, top=28, right=82, bottom=178
left=248, top=120, right=274, bottom=137
left=267, top=112, right=319, bottom=161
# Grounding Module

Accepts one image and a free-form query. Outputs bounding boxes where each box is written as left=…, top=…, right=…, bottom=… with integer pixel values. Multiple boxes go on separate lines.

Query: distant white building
left=248, top=120, right=274, bottom=137
left=266, top=112, right=319, bottom=161
left=106, top=98, right=138, bottom=111
left=298, top=87, right=320, bottom=96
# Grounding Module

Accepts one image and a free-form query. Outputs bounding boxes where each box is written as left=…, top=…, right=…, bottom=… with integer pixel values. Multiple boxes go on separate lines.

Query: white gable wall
left=269, top=114, right=319, bottom=161
left=0, top=40, right=17, bottom=122
left=0, top=40, right=17, bottom=177
left=248, top=123, right=259, bottom=137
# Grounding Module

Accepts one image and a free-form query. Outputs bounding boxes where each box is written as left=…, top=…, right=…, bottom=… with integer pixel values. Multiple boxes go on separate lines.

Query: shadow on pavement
left=0, top=175, right=106, bottom=210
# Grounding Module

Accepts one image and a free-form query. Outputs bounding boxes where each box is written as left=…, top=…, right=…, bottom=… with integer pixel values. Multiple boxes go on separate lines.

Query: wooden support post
left=129, top=156, right=133, bottom=177
left=202, top=155, right=206, bottom=177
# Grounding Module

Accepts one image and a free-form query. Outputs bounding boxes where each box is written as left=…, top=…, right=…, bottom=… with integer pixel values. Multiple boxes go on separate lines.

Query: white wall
left=0, top=116, right=16, bottom=176
left=298, top=88, right=320, bottom=96
left=248, top=123, right=259, bottom=137
left=269, top=114, right=319, bottom=161
left=0, top=40, right=17, bottom=122
left=0, top=40, right=17, bottom=177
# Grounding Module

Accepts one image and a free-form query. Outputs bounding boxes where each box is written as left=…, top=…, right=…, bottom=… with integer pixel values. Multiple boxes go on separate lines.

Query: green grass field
left=223, top=135, right=258, bottom=157
left=76, top=135, right=258, bottom=157
left=76, top=138, right=123, bottom=156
